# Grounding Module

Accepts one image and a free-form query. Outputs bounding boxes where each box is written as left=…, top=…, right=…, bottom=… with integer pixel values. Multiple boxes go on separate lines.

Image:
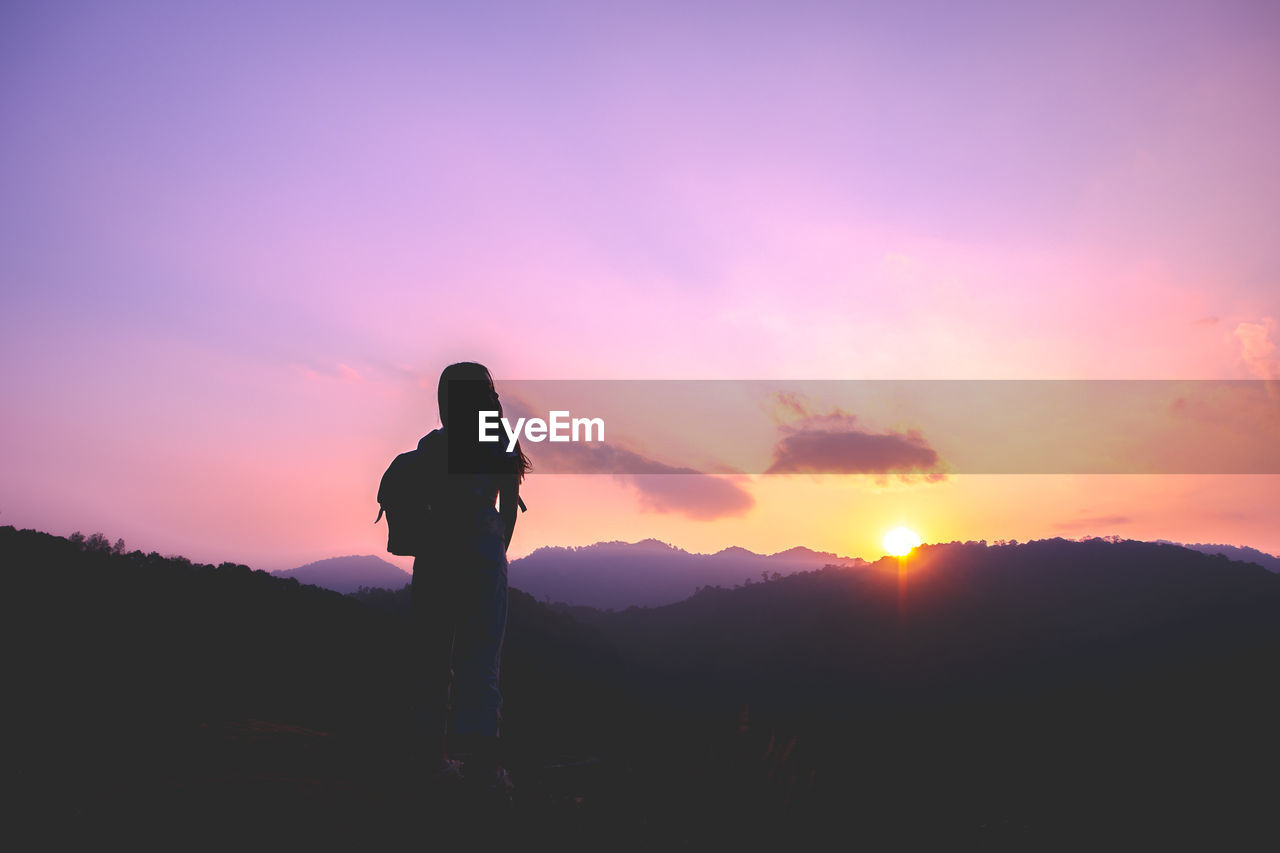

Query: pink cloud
left=1234, top=318, right=1280, bottom=379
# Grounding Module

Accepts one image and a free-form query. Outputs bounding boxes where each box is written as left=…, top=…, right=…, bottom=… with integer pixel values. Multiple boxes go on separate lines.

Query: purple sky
left=2, top=1, right=1278, bottom=568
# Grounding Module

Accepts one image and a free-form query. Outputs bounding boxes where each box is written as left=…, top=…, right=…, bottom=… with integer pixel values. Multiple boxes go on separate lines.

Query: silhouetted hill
left=576, top=537, right=1280, bottom=843
left=271, top=554, right=410, bottom=593
left=1157, top=539, right=1280, bottom=573
left=6, top=526, right=1278, bottom=848
left=1, top=525, right=623, bottom=846
left=591, top=537, right=1280, bottom=715
left=511, top=539, right=866, bottom=608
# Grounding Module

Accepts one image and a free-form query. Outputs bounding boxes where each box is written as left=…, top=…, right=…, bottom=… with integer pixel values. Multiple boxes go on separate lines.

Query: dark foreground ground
left=26, top=702, right=1278, bottom=852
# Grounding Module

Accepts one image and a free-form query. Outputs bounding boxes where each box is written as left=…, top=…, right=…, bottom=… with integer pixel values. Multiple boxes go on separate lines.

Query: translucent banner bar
left=442, top=380, right=1280, bottom=475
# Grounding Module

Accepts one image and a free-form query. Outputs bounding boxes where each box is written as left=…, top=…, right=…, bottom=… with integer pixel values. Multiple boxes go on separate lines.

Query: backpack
left=375, top=431, right=528, bottom=557
left=374, top=433, right=442, bottom=557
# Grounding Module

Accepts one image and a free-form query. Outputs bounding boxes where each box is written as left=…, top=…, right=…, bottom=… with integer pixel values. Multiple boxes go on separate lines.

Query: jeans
left=411, top=524, right=509, bottom=746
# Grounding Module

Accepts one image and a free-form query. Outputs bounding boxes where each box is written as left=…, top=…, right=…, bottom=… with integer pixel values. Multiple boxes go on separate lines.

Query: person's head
left=436, top=361, right=531, bottom=482
left=437, top=361, right=497, bottom=431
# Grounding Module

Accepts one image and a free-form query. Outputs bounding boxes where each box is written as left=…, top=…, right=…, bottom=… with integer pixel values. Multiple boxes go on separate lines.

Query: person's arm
left=499, top=475, right=519, bottom=552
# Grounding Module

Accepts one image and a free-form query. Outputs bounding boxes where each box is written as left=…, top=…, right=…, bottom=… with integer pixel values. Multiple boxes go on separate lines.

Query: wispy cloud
left=298, top=360, right=366, bottom=383
left=1235, top=318, right=1280, bottom=379
left=1053, top=515, right=1133, bottom=531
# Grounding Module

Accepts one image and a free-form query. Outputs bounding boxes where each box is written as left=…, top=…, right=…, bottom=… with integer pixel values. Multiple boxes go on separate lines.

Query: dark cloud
left=524, top=440, right=694, bottom=475
left=762, top=393, right=945, bottom=478
left=388, top=384, right=754, bottom=519
left=617, top=473, right=755, bottom=520
left=521, top=426, right=756, bottom=521
left=766, top=424, right=942, bottom=475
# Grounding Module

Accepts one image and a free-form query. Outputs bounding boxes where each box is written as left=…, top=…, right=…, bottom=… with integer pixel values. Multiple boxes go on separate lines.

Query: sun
left=883, top=526, right=922, bottom=557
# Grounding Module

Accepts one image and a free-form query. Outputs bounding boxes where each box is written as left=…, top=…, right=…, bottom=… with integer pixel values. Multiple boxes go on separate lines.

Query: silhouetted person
left=411, top=362, right=530, bottom=797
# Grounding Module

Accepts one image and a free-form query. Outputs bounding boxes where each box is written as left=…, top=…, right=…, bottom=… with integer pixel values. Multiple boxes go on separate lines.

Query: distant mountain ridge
left=510, top=539, right=867, bottom=608
left=270, top=540, right=864, bottom=603
left=278, top=538, right=1279, bottom=604
left=272, top=555, right=409, bottom=594
left=1158, top=540, right=1280, bottom=573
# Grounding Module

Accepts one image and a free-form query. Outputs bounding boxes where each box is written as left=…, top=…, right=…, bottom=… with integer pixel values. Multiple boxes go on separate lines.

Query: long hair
left=437, top=362, right=532, bottom=483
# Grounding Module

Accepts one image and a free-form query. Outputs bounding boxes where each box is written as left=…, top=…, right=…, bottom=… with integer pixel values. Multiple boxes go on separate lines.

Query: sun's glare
left=883, top=526, right=922, bottom=557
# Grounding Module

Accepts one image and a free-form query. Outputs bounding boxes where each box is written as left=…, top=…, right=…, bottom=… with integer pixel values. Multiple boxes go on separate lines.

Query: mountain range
left=279, top=537, right=1280, bottom=607
left=271, top=554, right=409, bottom=594
left=509, top=539, right=868, bottom=608
left=273, top=540, right=863, bottom=605
left=1160, top=540, right=1280, bottom=573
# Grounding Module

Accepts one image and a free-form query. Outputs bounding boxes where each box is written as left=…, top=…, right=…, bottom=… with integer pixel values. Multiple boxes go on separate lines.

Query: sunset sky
left=3, top=1, right=1278, bottom=572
